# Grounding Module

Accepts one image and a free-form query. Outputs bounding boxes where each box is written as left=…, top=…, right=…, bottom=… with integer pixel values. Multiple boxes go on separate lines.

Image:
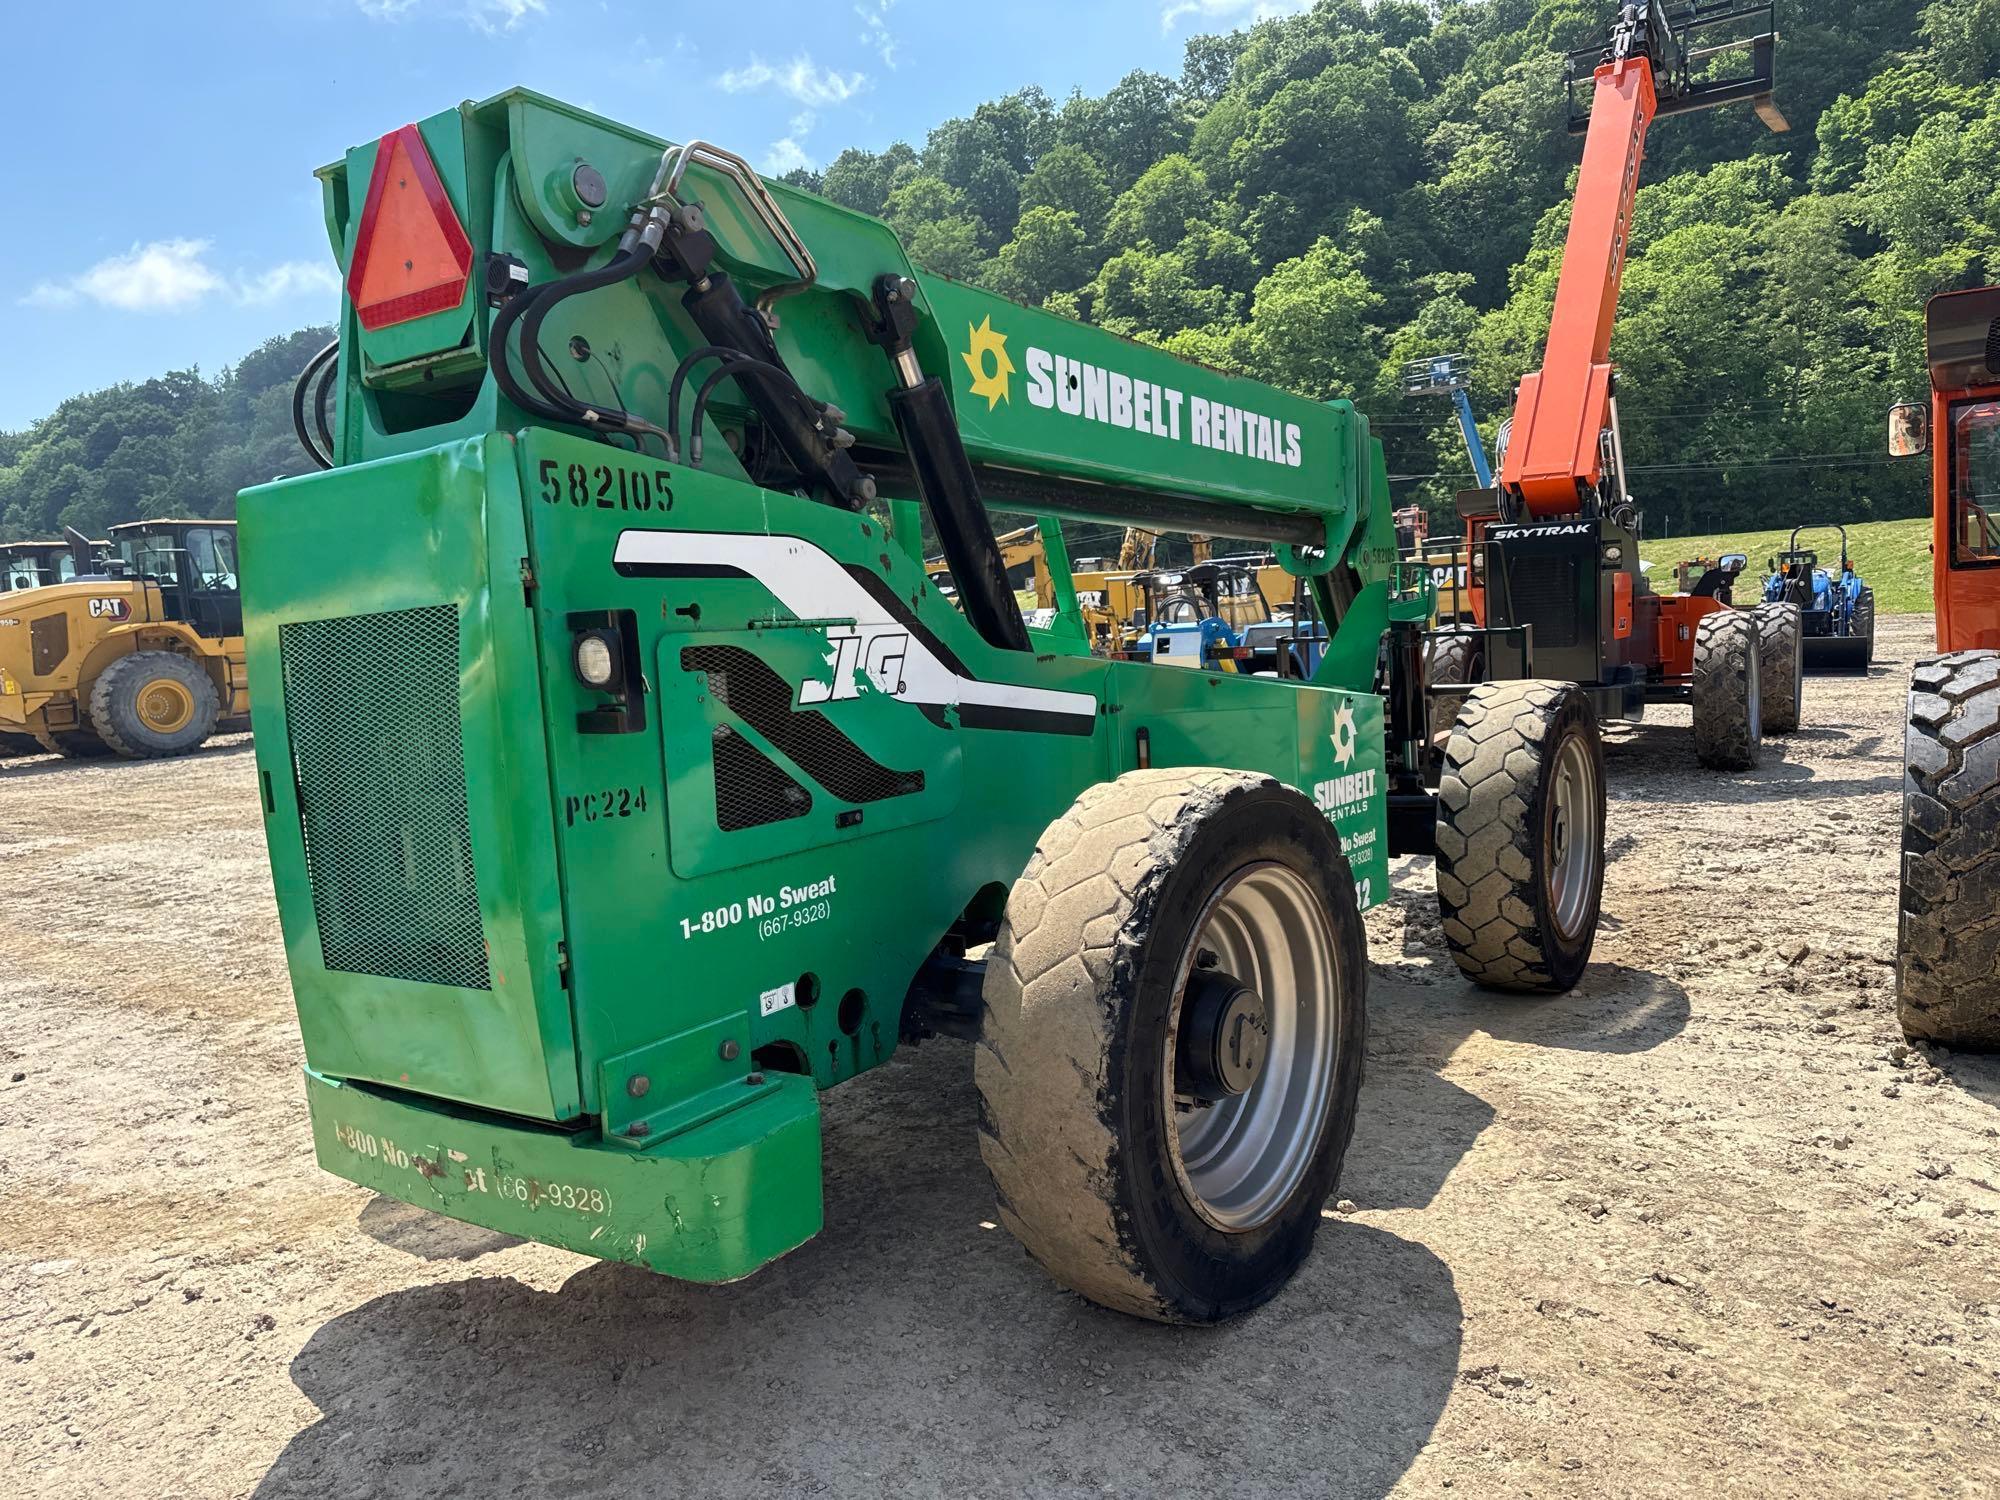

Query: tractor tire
left=33, top=725, right=113, bottom=759
left=1897, top=650, right=2000, bottom=1050
left=1425, top=631, right=1483, bottom=742
left=1436, top=680, right=1605, bottom=993
left=0, top=731, right=42, bottom=758
left=1752, top=602, right=1804, bottom=734
left=87, top=652, right=221, bottom=760
left=1691, top=609, right=1762, bottom=771
left=976, top=768, right=1366, bottom=1324
left=1855, top=589, right=1876, bottom=666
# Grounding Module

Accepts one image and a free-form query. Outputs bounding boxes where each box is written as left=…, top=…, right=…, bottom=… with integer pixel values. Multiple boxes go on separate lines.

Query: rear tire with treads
left=1898, top=650, right=2000, bottom=1050
left=976, top=768, right=1366, bottom=1324
left=1436, top=680, right=1605, bottom=994
left=1753, top=602, right=1803, bottom=734
left=1855, top=589, right=1875, bottom=666
left=88, top=651, right=220, bottom=759
left=1692, top=610, right=1762, bottom=770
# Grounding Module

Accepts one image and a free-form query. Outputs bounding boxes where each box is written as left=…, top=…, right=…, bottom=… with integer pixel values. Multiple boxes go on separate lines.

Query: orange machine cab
left=1922, top=288, right=2000, bottom=653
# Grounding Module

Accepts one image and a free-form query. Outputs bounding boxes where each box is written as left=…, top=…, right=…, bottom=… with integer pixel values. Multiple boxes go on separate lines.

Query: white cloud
left=23, top=240, right=339, bottom=314
left=239, top=261, right=344, bottom=305
left=1160, top=0, right=1311, bottom=34
left=856, top=0, right=898, bottom=69
left=467, top=0, right=547, bottom=34
left=763, top=112, right=820, bottom=176
left=354, top=0, right=546, bottom=31
left=719, top=53, right=868, bottom=108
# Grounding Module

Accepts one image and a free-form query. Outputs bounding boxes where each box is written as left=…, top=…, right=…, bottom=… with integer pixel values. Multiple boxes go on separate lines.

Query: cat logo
left=88, top=597, right=131, bottom=621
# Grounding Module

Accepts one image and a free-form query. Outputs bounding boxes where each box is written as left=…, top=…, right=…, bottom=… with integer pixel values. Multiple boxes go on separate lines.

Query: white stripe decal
left=613, top=530, right=1097, bottom=723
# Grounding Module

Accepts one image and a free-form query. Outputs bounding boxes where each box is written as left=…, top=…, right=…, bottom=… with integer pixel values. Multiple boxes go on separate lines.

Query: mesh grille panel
left=713, top=726, right=813, bottom=830
left=1505, top=555, right=1581, bottom=650
left=279, top=605, right=490, bottom=991
left=682, top=644, right=924, bottom=805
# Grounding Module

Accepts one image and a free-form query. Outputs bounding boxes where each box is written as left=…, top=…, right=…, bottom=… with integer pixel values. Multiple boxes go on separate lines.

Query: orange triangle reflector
left=347, top=124, right=474, bottom=331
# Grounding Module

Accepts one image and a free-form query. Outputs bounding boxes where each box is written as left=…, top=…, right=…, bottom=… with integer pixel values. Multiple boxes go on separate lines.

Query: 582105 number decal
left=538, top=459, right=673, bottom=514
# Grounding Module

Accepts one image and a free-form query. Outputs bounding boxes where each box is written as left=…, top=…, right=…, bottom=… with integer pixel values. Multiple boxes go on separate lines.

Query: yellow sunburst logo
left=961, top=316, right=1015, bottom=410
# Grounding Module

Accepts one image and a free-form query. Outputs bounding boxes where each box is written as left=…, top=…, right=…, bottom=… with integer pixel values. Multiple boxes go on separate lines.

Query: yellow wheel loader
left=0, top=519, right=247, bottom=760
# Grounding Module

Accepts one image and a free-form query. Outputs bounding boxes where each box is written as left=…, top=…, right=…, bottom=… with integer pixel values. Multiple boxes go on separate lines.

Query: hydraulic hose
left=666, top=344, right=756, bottom=458
left=490, top=248, right=672, bottom=451
left=687, top=358, right=824, bottom=467
left=292, top=340, right=340, bottom=470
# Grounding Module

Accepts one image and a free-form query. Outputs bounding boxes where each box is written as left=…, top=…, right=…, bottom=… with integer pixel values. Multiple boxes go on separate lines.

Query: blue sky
left=0, top=0, right=1309, bottom=430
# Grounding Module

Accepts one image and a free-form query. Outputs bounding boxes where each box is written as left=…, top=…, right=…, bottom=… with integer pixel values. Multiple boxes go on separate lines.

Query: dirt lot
left=3, top=612, right=1996, bottom=1499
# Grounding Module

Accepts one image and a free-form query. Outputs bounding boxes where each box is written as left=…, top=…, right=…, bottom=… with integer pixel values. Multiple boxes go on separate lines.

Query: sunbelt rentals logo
left=958, top=315, right=1305, bottom=470
left=962, top=316, right=1015, bottom=410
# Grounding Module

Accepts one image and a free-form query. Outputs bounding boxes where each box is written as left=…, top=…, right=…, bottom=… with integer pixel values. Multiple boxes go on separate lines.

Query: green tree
left=1018, top=144, right=1114, bottom=243
left=1104, top=155, right=1212, bottom=253
left=991, top=207, right=1092, bottom=304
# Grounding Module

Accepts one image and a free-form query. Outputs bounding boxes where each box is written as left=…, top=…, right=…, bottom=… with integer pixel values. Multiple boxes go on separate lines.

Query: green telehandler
left=242, top=91, right=1607, bottom=1323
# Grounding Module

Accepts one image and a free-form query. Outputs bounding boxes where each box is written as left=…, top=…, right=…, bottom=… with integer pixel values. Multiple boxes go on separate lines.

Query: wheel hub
left=1177, top=968, right=1269, bottom=1102
left=137, top=679, right=195, bottom=734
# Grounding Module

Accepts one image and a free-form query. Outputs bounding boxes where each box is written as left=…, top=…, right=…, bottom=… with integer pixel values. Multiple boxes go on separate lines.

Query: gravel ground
left=2, top=612, right=1995, bottom=1499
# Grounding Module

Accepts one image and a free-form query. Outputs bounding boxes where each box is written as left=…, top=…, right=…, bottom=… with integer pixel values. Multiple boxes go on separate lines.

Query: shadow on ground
left=1944, top=1051, right=2000, bottom=1115
left=358, top=1193, right=525, bottom=1261
left=1347, top=962, right=1689, bottom=1214
left=1598, top=721, right=1898, bottom=802
left=0, top=737, right=256, bottom=779
left=257, top=1039, right=1465, bottom=1499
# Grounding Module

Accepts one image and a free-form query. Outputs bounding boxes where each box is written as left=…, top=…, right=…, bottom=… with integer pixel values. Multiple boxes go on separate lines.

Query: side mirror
left=1889, top=402, right=1930, bottom=457
left=1719, top=553, right=1748, bottom=574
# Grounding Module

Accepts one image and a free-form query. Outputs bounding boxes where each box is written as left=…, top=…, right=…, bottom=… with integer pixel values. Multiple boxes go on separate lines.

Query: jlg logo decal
left=798, top=629, right=911, bottom=705
left=88, top=598, right=130, bottom=621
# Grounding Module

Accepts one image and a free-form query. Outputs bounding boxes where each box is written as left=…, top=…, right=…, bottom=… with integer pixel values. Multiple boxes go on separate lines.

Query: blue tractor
left=1123, top=561, right=1271, bottom=672
left=1763, top=525, right=1875, bottom=671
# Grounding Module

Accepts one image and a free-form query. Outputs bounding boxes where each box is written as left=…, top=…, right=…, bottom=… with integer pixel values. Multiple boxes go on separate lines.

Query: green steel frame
left=242, top=90, right=1448, bottom=1284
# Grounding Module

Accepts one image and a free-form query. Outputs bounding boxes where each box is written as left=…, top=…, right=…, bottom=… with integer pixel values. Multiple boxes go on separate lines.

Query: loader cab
left=106, top=520, right=243, bottom=641
left=0, top=542, right=78, bottom=593
left=1895, top=286, right=2000, bottom=652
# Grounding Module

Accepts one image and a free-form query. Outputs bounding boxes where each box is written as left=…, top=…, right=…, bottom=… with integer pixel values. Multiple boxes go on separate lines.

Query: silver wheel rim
left=1165, top=863, right=1340, bottom=1233
left=1546, top=733, right=1601, bottom=942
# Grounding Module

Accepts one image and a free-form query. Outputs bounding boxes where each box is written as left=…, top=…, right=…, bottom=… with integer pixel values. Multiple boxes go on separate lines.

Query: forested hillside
left=785, top=0, right=1994, bottom=530
left=0, top=328, right=329, bottom=539
left=3, top=0, right=1992, bottom=541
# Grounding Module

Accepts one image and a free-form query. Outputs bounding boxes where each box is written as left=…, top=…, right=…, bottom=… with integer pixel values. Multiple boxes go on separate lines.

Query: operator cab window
left=1951, top=399, right=2000, bottom=567
left=185, top=528, right=239, bottom=591
left=120, top=535, right=184, bottom=587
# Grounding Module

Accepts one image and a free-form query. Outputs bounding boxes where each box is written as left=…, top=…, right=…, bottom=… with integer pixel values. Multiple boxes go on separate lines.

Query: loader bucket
left=1802, top=633, right=1870, bottom=673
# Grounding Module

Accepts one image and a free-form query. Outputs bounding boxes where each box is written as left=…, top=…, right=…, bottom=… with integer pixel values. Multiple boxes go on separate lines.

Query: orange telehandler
left=1434, top=1, right=1801, bottom=771
left=1890, top=286, right=2000, bottom=1049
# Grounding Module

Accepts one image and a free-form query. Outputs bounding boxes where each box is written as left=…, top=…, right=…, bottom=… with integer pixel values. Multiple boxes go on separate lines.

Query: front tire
left=976, top=769, right=1366, bottom=1324
left=1425, top=631, right=1484, bottom=743
left=1753, top=601, right=1804, bottom=734
left=1899, top=650, right=2000, bottom=1049
left=88, top=652, right=221, bottom=759
left=1436, top=680, right=1605, bottom=993
left=1692, top=610, right=1762, bottom=770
